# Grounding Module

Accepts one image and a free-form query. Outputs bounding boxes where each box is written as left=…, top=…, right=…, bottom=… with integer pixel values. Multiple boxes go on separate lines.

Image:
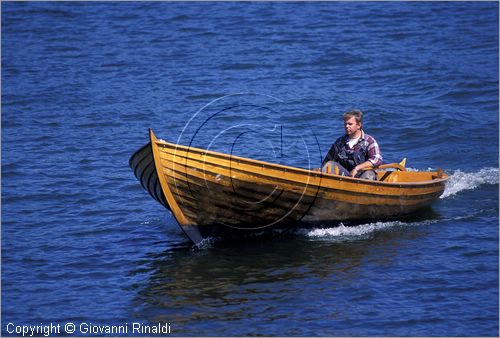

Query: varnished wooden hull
left=130, top=130, right=449, bottom=244
left=129, top=142, right=169, bottom=209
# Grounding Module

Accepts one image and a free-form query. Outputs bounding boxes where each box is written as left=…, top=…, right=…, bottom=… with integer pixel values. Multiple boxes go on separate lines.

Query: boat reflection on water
left=129, top=210, right=441, bottom=335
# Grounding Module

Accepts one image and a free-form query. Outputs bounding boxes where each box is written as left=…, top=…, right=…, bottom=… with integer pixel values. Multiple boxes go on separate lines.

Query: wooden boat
left=130, top=129, right=449, bottom=244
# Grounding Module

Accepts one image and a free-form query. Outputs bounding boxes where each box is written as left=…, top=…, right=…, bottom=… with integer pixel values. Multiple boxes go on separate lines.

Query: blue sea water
left=1, top=1, right=499, bottom=336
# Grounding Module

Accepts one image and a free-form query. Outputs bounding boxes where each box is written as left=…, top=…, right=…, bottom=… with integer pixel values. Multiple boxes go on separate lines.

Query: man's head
left=343, top=109, right=363, bottom=138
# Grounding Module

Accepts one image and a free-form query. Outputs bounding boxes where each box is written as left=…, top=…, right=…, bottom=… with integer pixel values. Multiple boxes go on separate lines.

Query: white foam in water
left=193, top=237, right=215, bottom=250
left=441, top=167, right=499, bottom=198
left=304, top=221, right=407, bottom=241
left=298, top=167, right=499, bottom=242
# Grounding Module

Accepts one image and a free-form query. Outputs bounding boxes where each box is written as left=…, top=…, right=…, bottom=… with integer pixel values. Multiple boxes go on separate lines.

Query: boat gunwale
left=161, top=149, right=447, bottom=192
left=155, top=139, right=449, bottom=188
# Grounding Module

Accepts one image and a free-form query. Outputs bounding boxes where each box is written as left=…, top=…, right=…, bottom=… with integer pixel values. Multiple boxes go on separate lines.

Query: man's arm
left=366, top=137, right=382, bottom=167
left=321, top=140, right=341, bottom=168
left=350, top=160, right=375, bottom=177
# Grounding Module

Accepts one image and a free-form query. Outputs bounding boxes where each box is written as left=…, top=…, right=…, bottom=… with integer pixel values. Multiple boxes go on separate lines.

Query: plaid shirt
left=322, top=130, right=382, bottom=169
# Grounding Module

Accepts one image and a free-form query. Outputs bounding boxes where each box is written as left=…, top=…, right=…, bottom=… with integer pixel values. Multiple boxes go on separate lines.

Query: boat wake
left=300, top=167, right=499, bottom=242
left=299, top=220, right=436, bottom=242
left=441, top=167, right=498, bottom=198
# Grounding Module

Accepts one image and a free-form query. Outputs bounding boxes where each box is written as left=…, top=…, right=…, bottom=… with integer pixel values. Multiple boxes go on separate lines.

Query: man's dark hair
left=343, top=109, right=363, bottom=124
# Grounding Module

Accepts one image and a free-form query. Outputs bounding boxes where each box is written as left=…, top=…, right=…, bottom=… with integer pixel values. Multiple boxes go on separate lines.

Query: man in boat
left=321, top=109, right=382, bottom=180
